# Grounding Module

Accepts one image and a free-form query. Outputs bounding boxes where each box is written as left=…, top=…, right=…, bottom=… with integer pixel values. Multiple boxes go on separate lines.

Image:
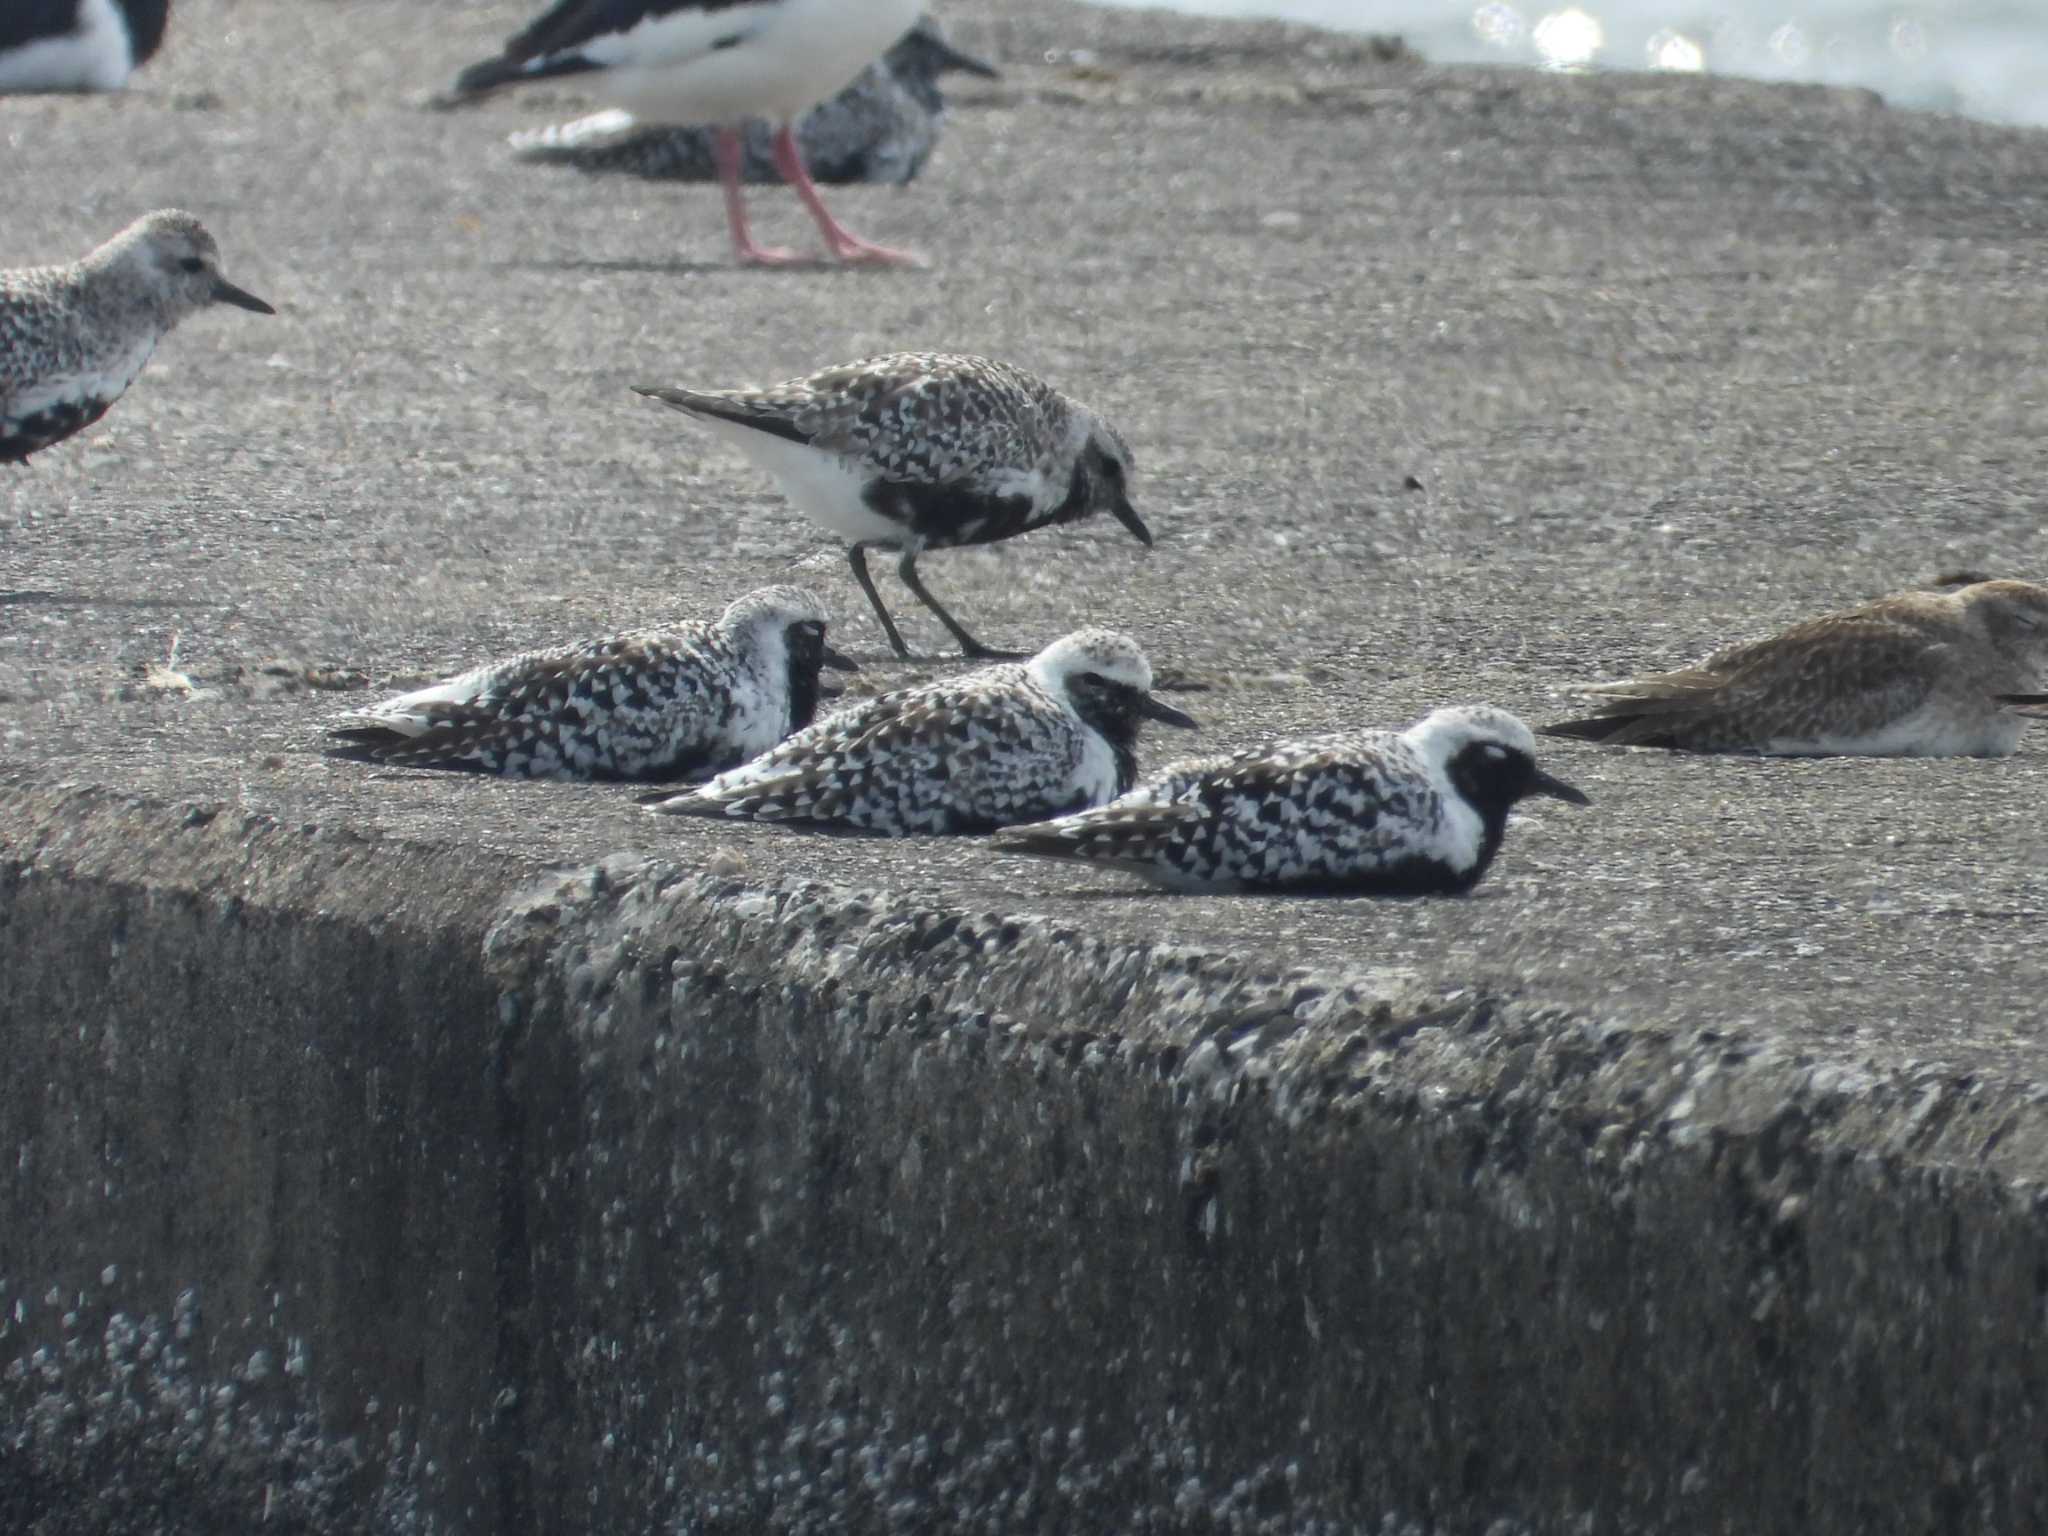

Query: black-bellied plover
left=448, top=0, right=926, bottom=265
left=509, top=16, right=996, bottom=188
left=993, top=705, right=1587, bottom=895
left=0, top=0, right=168, bottom=92
left=1541, top=578, right=2048, bottom=757
left=635, top=353, right=1147, bottom=660
left=643, top=628, right=1196, bottom=834
left=1, top=210, right=273, bottom=465
left=327, top=585, right=855, bottom=780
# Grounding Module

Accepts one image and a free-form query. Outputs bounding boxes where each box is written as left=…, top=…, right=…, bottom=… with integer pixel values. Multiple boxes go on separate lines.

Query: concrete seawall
left=7, top=777, right=2044, bottom=1533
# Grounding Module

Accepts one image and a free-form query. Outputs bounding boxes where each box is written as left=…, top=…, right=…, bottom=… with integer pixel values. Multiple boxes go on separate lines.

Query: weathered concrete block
left=4, top=786, right=2046, bottom=1533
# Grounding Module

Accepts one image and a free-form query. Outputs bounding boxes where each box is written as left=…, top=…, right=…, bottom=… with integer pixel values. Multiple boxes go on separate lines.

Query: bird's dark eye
left=178, top=257, right=205, bottom=274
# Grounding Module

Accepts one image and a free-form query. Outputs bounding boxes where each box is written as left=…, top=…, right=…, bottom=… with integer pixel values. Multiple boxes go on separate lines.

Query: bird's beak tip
left=214, top=278, right=274, bottom=315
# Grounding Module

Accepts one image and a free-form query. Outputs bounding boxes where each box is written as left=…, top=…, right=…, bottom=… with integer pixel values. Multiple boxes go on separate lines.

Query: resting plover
left=993, top=705, right=1587, bottom=895
left=510, top=15, right=996, bottom=188
left=1, top=210, right=273, bottom=465
left=1542, top=578, right=2048, bottom=757
left=327, top=585, right=855, bottom=780
left=0, top=0, right=168, bottom=93
left=449, top=0, right=926, bottom=265
left=635, top=352, right=1147, bottom=659
left=643, top=628, right=1196, bottom=834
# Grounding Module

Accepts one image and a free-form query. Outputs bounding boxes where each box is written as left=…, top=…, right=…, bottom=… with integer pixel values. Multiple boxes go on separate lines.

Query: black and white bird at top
left=0, top=0, right=169, bottom=92
left=643, top=628, right=1197, bottom=835
left=635, top=353, right=1148, bottom=660
left=327, top=585, right=856, bottom=781
left=509, top=14, right=997, bottom=188
left=1, top=210, right=272, bottom=465
left=1542, top=578, right=2048, bottom=757
left=992, top=705, right=1589, bottom=895
left=448, top=0, right=927, bottom=265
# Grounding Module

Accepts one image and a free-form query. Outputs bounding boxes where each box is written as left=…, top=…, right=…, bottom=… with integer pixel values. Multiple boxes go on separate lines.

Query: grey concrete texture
left=5, top=0, right=2048, bottom=1529
left=8, top=782, right=2045, bottom=1533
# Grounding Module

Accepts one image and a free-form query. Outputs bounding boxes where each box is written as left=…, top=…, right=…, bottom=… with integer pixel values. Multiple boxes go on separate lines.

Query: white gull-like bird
left=1, top=209, right=272, bottom=464
left=1541, top=578, right=2048, bottom=757
left=993, top=705, right=1589, bottom=895
left=635, top=352, right=1147, bottom=659
left=0, top=0, right=169, bottom=92
left=643, top=628, right=1197, bottom=834
left=327, top=585, right=856, bottom=780
left=449, top=0, right=926, bottom=265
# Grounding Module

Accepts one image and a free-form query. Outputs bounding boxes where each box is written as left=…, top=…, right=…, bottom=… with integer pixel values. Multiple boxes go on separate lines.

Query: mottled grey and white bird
left=1542, top=578, right=2048, bottom=757
left=993, top=705, right=1588, bottom=895
left=0, top=0, right=169, bottom=92
left=449, top=0, right=925, bottom=265
left=509, top=16, right=997, bottom=187
left=1, top=209, right=272, bottom=464
left=327, top=585, right=856, bottom=780
left=644, top=628, right=1196, bottom=834
left=635, top=353, right=1147, bottom=660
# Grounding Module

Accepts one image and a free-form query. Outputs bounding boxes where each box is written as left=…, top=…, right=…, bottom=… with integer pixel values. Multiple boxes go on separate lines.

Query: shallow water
left=1097, top=1, right=2048, bottom=127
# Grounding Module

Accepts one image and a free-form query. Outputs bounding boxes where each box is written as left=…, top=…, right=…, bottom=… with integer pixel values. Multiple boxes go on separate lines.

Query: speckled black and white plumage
left=993, top=705, right=1590, bottom=895
left=509, top=16, right=997, bottom=186
left=0, top=0, right=169, bottom=93
left=635, top=353, right=1148, bottom=659
left=644, top=628, right=1197, bottom=834
left=1, top=209, right=272, bottom=464
left=327, top=585, right=855, bottom=781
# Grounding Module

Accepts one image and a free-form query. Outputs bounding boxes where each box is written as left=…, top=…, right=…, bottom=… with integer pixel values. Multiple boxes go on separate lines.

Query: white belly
left=599, top=0, right=924, bottom=125
left=0, top=0, right=134, bottom=92
left=694, top=416, right=912, bottom=546
left=10, top=332, right=157, bottom=419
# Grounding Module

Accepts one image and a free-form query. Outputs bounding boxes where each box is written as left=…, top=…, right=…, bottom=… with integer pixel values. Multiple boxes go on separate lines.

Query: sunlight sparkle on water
left=1533, top=7, right=1604, bottom=69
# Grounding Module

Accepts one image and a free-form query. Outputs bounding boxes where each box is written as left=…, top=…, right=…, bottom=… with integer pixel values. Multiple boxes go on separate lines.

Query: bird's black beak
left=213, top=277, right=275, bottom=315
left=1138, top=693, right=1199, bottom=730
left=931, top=38, right=1001, bottom=79
left=1530, top=768, right=1590, bottom=806
left=1111, top=493, right=1152, bottom=547
left=823, top=643, right=860, bottom=673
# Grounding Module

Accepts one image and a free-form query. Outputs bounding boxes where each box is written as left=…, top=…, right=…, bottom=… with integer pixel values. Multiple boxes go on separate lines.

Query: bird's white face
left=1409, top=705, right=1541, bottom=770
left=122, top=213, right=273, bottom=318
left=1032, top=629, right=1154, bottom=696
left=722, top=584, right=833, bottom=635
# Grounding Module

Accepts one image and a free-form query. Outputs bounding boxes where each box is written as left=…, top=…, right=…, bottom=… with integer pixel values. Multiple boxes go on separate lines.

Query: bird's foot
left=734, top=239, right=811, bottom=267
left=825, top=234, right=925, bottom=268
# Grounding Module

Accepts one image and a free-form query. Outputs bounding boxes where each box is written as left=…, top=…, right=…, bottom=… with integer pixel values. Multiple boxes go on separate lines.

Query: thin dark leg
left=897, top=550, right=1027, bottom=661
left=848, top=543, right=911, bottom=659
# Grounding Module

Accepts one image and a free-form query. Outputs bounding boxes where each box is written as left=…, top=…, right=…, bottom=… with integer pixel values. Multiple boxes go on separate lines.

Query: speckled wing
left=682, top=672, right=1081, bottom=833
left=999, top=732, right=1446, bottom=892
left=330, top=630, right=735, bottom=781
left=709, top=353, right=1068, bottom=485
left=1552, top=617, right=1953, bottom=749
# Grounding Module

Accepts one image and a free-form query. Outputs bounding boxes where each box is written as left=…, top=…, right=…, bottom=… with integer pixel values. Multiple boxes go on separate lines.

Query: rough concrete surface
left=4, top=0, right=2048, bottom=1530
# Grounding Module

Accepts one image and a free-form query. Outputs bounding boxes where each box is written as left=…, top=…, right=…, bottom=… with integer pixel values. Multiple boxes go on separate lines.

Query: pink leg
left=714, top=126, right=803, bottom=266
left=769, top=124, right=924, bottom=267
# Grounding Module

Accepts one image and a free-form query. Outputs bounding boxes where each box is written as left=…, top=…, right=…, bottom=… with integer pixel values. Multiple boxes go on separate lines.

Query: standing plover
left=635, top=353, right=1147, bottom=659
left=327, top=585, right=855, bottom=780
left=510, top=16, right=997, bottom=188
left=644, top=628, right=1197, bottom=834
left=0, top=0, right=168, bottom=92
left=449, top=0, right=926, bottom=265
left=993, top=705, right=1587, bottom=895
left=1541, top=578, right=2048, bottom=757
left=1, top=210, right=273, bottom=465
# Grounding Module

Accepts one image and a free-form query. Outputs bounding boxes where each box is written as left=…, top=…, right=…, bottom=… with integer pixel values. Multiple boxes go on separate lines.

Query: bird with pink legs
left=448, top=0, right=932, bottom=266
